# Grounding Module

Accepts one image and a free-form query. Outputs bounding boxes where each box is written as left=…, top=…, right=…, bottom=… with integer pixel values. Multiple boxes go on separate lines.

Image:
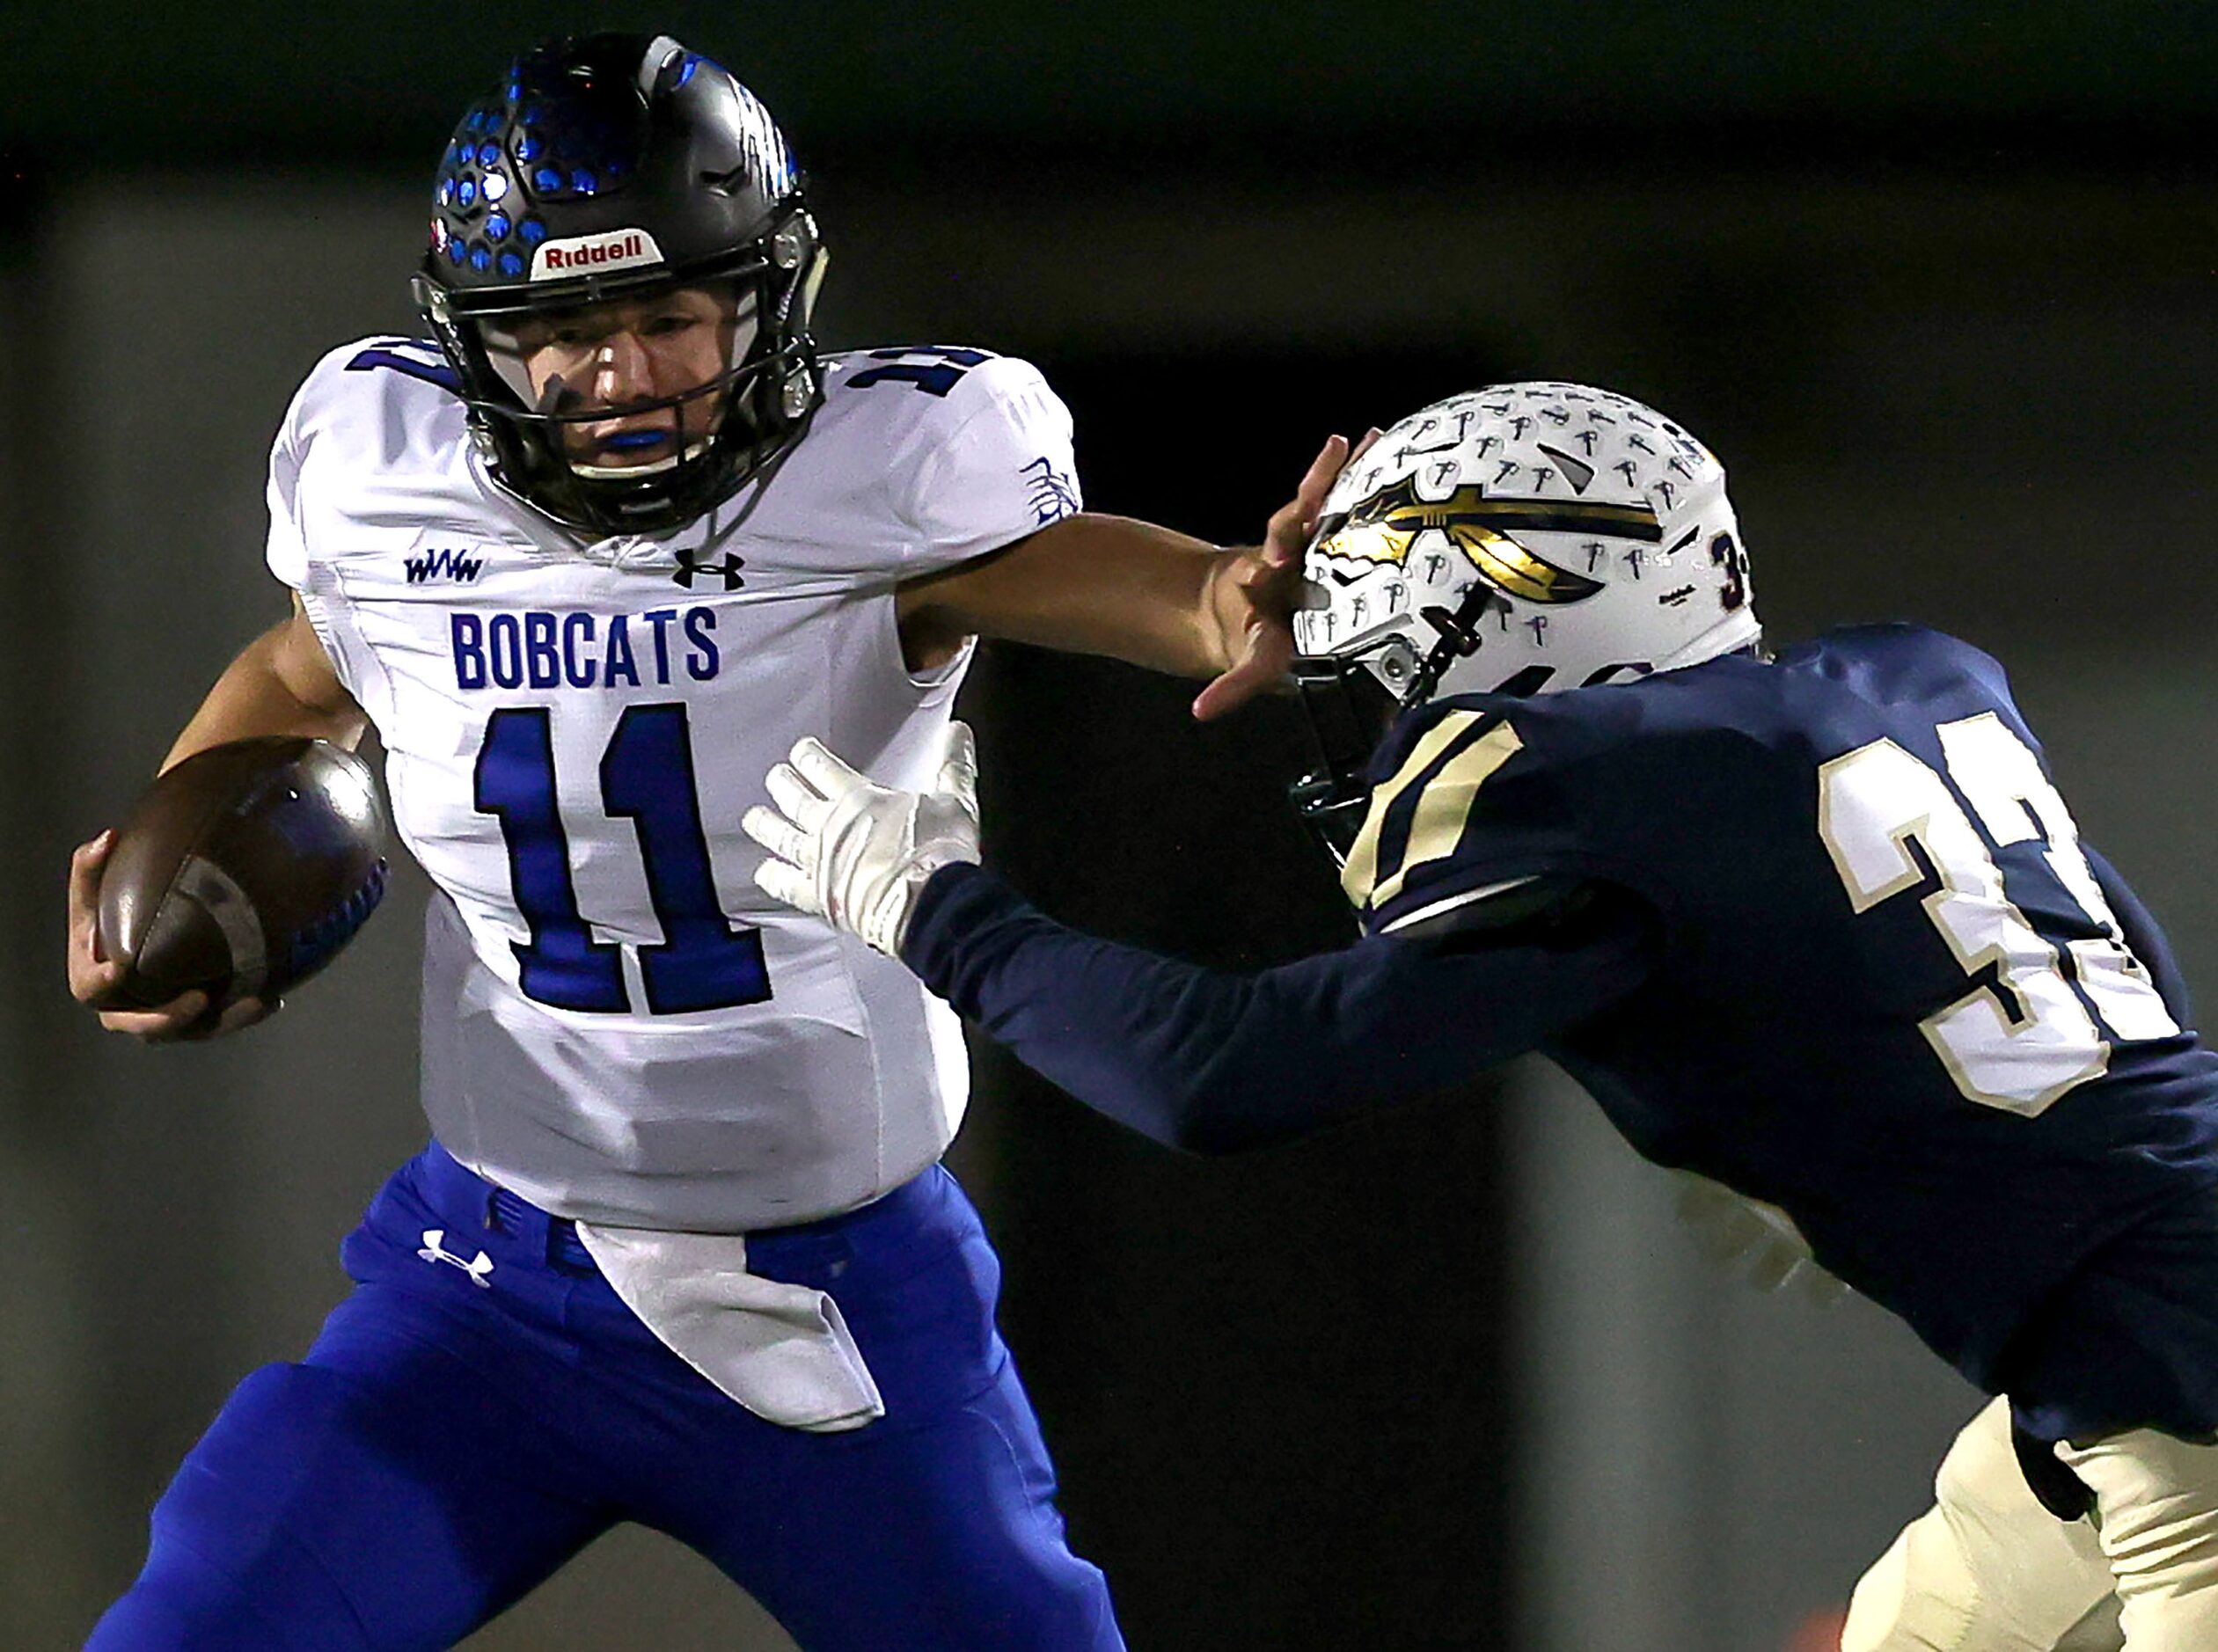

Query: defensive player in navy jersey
left=61, top=33, right=1347, bottom=1652
left=750, top=383, right=2218, bottom=1649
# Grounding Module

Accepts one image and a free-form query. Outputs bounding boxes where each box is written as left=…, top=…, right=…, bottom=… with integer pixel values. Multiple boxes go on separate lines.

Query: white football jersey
left=267, top=338, right=1082, bottom=1230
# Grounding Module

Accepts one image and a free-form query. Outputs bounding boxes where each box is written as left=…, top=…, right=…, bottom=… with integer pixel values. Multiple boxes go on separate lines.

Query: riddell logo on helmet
left=529, top=229, right=667, bottom=281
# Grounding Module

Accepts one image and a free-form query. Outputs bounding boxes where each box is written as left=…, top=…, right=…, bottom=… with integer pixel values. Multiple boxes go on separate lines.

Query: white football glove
left=742, top=724, right=981, bottom=957
left=1672, top=1172, right=1848, bottom=1305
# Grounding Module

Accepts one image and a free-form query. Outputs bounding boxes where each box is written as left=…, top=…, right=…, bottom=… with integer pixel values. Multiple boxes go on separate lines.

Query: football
left=96, top=736, right=392, bottom=1011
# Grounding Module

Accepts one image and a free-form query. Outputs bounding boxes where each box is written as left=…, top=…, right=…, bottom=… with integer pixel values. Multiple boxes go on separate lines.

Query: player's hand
left=1672, top=1172, right=1848, bottom=1305
left=1192, top=428, right=1383, bottom=721
left=66, top=830, right=278, bottom=1041
left=743, top=724, right=982, bottom=956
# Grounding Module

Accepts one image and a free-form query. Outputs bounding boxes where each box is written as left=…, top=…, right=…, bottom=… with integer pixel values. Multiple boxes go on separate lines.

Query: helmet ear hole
left=1371, top=638, right=1421, bottom=696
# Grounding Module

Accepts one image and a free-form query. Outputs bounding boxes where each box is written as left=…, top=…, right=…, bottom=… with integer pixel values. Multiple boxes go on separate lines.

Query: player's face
left=501, top=285, right=749, bottom=472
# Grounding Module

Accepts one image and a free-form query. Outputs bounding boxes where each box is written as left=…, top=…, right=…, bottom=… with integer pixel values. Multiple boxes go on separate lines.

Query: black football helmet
left=414, top=33, right=827, bottom=537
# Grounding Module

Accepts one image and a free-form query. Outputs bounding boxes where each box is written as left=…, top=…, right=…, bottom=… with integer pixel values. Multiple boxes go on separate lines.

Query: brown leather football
left=96, top=737, right=391, bottom=1011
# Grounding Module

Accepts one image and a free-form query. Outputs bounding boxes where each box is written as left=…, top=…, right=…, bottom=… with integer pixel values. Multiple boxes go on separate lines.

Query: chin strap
left=1403, top=585, right=1504, bottom=713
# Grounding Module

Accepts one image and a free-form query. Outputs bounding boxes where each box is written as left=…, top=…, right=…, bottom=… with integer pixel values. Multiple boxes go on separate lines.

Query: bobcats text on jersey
left=448, top=604, right=721, bottom=691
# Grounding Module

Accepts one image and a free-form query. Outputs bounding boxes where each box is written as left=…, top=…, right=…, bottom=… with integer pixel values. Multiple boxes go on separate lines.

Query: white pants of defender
left=1842, top=1393, right=2218, bottom=1650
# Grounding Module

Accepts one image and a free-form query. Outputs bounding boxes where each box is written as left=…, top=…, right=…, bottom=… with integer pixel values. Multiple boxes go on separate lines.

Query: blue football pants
left=88, top=1144, right=1123, bottom=1650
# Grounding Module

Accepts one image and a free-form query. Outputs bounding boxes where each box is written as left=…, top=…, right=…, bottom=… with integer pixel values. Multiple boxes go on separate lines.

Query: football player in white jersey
left=62, top=33, right=1346, bottom=1650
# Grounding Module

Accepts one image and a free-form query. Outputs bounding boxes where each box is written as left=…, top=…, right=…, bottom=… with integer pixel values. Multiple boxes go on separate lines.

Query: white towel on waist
left=575, top=1222, right=885, bottom=1434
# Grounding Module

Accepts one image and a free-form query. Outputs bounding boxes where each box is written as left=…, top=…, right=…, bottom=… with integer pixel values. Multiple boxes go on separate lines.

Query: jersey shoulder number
left=837, top=344, right=997, bottom=398
left=1344, top=706, right=1530, bottom=925
left=342, top=336, right=462, bottom=395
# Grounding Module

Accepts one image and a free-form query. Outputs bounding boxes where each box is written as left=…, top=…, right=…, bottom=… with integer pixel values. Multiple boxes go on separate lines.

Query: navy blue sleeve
left=900, top=863, right=1659, bottom=1154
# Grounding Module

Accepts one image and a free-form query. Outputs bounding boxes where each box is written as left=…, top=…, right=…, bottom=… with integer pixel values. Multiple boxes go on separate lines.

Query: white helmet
left=1289, top=382, right=1758, bottom=854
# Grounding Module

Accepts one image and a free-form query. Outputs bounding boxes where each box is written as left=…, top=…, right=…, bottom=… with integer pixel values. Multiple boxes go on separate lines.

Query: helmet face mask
left=416, top=33, right=826, bottom=538
left=1289, top=382, right=1761, bottom=866
left=1288, top=641, right=1413, bottom=865
left=477, top=281, right=758, bottom=442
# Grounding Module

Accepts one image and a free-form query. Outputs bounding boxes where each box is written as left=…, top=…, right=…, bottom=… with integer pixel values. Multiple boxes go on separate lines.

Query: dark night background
left=6, top=4, right=2218, bottom=1648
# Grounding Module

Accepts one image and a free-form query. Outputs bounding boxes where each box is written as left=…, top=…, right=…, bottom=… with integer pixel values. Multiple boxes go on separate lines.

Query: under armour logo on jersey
left=417, top=1228, right=494, bottom=1288
left=672, top=549, right=746, bottom=591
left=404, top=547, right=487, bottom=584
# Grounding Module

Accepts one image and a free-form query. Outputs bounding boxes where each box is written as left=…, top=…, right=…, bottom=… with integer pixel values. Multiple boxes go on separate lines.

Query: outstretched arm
left=897, top=862, right=1655, bottom=1153
left=895, top=435, right=1372, bottom=720
left=742, top=735, right=1655, bottom=1153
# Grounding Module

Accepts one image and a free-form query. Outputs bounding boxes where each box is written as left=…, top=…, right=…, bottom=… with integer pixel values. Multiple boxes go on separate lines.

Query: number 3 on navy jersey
left=476, top=705, right=771, bottom=1014
left=1819, top=713, right=2176, bottom=1115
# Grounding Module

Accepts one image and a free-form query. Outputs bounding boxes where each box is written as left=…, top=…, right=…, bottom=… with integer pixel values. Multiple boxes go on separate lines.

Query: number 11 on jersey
left=475, top=704, right=772, bottom=1014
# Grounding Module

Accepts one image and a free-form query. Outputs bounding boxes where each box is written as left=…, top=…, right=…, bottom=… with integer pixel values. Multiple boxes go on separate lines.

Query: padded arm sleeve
left=901, top=863, right=1658, bottom=1154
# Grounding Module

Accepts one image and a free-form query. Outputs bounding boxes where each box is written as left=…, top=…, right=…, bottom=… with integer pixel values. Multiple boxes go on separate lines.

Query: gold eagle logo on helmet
left=1311, top=476, right=1662, bottom=604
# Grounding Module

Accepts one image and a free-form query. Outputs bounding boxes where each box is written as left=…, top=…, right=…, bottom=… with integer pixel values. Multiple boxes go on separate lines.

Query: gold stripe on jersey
left=1340, top=712, right=1486, bottom=907
left=1367, top=723, right=1525, bottom=911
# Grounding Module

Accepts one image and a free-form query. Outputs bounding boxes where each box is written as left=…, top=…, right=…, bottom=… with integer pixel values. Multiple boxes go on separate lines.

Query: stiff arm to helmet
left=1290, top=383, right=1759, bottom=860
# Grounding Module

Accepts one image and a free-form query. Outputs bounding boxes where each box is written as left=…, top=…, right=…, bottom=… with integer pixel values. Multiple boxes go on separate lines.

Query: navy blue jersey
left=905, top=626, right=2218, bottom=1440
